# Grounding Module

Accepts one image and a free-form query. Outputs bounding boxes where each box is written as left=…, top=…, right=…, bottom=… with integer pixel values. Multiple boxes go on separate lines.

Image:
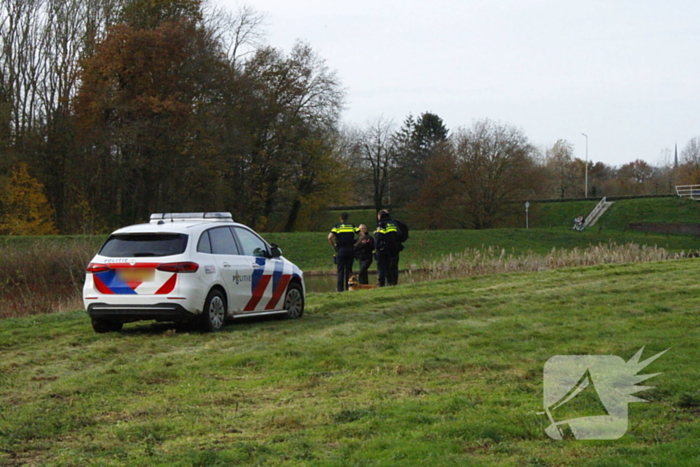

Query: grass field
left=1, top=259, right=699, bottom=466
left=598, top=197, right=700, bottom=230
left=318, top=196, right=700, bottom=232
left=266, top=228, right=700, bottom=273
left=3, top=197, right=700, bottom=316
left=240, top=197, right=700, bottom=271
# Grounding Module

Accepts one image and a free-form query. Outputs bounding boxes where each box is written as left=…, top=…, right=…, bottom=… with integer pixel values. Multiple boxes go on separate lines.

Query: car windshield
left=99, top=234, right=188, bottom=257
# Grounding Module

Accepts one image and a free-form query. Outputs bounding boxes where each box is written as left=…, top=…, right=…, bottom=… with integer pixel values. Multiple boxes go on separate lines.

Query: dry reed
left=0, top=239, right=96, bottom=319
left=415, top=242, right=679, bottom=281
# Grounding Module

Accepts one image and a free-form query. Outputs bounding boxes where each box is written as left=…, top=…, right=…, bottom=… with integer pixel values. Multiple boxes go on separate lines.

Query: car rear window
left=99, top=234, right=188, bottom=257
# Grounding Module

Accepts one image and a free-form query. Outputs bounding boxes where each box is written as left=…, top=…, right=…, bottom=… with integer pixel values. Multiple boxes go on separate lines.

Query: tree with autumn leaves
left=73, top=0, right=344, bottom=231
left=75, top=0, right=231, bottom=222
left=0, top=0, right=345, bottom=233
left=0, top=163, right=57, bottom=235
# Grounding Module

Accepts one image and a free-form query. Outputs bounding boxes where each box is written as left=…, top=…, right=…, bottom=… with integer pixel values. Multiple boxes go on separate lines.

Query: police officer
left=374, top=210, right=399, bottom=287
left=328, top=212, right=358, bottom=292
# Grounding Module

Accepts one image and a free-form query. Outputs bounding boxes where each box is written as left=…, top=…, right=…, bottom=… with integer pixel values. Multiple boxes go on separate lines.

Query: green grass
left=598, top=197, right=700, bottom=230
left=3, top=197, right=700, bottom=316
left=265, top=228, right=700, bottom=273
left=1, top=260, right=700, bottom=466
left=277, top=197, right=700, bottom=271
left=529, top=200, right=600, bottom=228
left=322, top=197, right=700, bottom=232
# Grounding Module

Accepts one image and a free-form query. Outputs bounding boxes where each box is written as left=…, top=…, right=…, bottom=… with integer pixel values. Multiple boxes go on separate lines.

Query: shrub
left=0, top=163, right=58, bottom=235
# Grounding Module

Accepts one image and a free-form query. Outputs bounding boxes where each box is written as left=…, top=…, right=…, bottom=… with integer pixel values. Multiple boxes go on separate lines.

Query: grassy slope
left=1, top=260, right=699, bottom=466
left=530, top=200, right=600, bottom=228
left=274, top=198, right=700, bottom=271
left=320, top=197, right=700, bottom=232
left=266, top=228, right=700, bottom=273
left=599, top=197, right=700, bottom=230
left=1, top=198, right=699, bottom=275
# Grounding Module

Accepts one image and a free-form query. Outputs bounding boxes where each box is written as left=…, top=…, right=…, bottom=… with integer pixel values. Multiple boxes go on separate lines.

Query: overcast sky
left=213, top=0, right=700, bottom=167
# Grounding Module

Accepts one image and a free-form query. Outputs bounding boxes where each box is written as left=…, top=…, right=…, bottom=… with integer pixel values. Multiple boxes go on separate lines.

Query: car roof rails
left=150, top=212, right=234, bottom=223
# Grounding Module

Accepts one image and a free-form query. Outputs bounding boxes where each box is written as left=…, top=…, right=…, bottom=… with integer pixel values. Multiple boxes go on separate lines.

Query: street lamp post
left=581, top=133, right=588, bottom=198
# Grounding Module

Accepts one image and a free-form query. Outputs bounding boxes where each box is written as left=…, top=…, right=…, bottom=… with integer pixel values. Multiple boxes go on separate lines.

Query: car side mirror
left=270, top=243, right=282, bottom=258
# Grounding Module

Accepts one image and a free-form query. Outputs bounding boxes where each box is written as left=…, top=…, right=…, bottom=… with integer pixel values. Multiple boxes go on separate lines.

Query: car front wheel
left=284, top=282, right=304, bottom=319
left=201, top=289, right=227, bottom=332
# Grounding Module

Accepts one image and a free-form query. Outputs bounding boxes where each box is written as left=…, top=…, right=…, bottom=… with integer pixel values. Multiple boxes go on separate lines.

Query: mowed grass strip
left=1, top=260, right=699, bottom=466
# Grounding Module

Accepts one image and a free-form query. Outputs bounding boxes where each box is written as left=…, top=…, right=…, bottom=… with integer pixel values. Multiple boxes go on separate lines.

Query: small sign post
left=525, top=201, right=530, bottom=229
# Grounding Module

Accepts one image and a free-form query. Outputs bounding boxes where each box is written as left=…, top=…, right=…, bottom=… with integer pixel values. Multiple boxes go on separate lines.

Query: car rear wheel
left=91, top=319, right=123, bottom=333
left=201, top=289, right=226, bottom=332
left=284, top=282, right=304, bottom=319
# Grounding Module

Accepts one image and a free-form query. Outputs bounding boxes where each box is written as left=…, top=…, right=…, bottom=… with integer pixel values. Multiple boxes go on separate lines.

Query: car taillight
left=156, top=262, right=199, bottom=273
left=86, top=263, right=110, bottom=273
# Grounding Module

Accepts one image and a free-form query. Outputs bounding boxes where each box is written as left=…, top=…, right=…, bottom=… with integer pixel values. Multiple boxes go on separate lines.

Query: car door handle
left=222, top=262, right=231, bottom=268
left=252, top=263, right=260, bottom=269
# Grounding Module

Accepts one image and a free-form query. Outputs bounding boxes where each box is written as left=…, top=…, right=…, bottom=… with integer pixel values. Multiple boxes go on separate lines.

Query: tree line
left=1, top=0, right=698, bottom=234
left=1, top=0, right=344, bottom=234
left=346, top=116, right=696, bottom=229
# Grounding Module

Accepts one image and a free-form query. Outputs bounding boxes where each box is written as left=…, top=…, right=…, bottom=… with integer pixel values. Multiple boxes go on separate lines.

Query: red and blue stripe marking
left=244, top=258, right=299, bottom=311
left=92, top=259, right=301, bottom=311
left=92, top=264, right=176, bottom=295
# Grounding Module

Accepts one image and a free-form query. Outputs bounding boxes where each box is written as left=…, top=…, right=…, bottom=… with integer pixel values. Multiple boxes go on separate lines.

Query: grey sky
left=214, top=0, right=700, bottom=167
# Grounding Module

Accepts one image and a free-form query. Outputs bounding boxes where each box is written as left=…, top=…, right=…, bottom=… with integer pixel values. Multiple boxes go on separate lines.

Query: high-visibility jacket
left=374, top=220, right=398, bottom=253
left=331, top=223, right=358, bottom=248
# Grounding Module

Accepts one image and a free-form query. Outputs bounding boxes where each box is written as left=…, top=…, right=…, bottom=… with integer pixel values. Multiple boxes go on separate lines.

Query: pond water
left=304, top=270, right=433, bottom=293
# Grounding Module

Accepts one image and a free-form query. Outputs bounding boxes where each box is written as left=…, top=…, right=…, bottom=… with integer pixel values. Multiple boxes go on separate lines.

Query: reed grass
left=414, top=242, right=679, bottom=281
left=0, top=239, right=95, bottom=318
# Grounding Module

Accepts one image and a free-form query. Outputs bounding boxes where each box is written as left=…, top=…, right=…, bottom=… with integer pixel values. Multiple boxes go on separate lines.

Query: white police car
left=83, top=213, right=305, bottom=333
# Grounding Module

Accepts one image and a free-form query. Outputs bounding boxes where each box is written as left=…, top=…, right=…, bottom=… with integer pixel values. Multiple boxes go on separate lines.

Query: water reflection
left=303, top=271, right=431, bottom=293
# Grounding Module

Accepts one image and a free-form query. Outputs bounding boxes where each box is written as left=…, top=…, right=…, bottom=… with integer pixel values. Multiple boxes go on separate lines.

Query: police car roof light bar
left=149, top=212, right=234, bottom=223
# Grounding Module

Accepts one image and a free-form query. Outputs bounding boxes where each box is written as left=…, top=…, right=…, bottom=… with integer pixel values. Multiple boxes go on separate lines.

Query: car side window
left=232, top=227, right=268, bottom=257
left=207, top=227, right=240, bottom=255
left=197, top=230, right=212, bottom=254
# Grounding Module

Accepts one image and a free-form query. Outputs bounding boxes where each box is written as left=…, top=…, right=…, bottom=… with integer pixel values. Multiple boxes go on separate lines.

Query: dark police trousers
left=376, top=250, right=398, bottom=287
left=358, top=258, right=372, bottom=284
left=336, top=246, right=355, bottom=292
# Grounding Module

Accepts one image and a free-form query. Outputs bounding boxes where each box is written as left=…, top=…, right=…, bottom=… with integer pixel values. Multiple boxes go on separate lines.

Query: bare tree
left=0, top=0, right=44, bottom=143
left=349, top=118, right=396, bottom=212
left=680, top=136, right=700, bottom=184
left=0, top=0, right=125, bottom=229
left=204, top=3, right=266, bottom=69
left=454, top=119, right=541, bottom=229
left=0, top=0, right=121, bottom=143
left=240, top=41, right=345, bottom=227
left=544, top=139, right=579, bottom=198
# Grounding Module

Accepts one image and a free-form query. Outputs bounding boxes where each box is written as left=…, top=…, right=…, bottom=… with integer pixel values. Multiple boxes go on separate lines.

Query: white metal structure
left=584, top=197, right=613, bottom=228
left=675, top=185, right=700, bottom=200
left=83, top=213, right=305, bottom=333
